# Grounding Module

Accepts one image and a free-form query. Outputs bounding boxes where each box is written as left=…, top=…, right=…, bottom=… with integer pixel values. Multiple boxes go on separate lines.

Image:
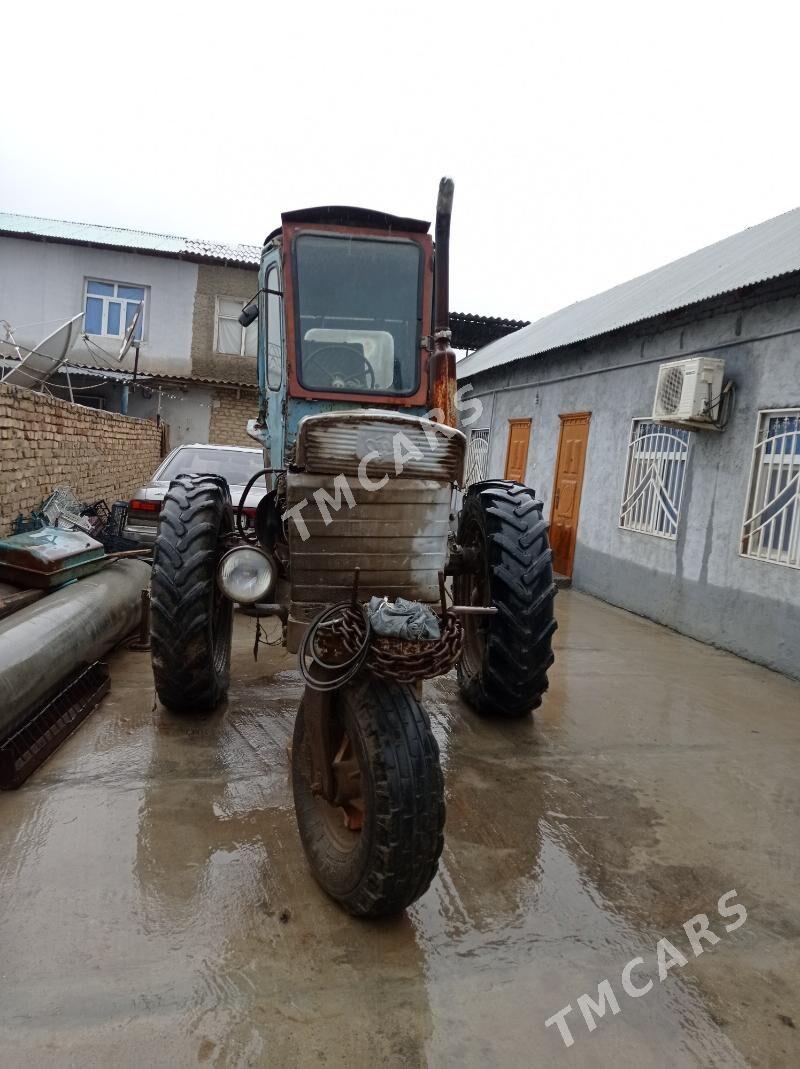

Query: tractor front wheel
left=455, top=480, right=557, bottom=717
left=150, top=473, right=234, bottom=713
left=292, top=676, right=444, bottom=918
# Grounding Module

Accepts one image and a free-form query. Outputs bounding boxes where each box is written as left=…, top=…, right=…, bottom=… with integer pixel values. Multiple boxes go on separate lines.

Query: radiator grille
left=295, top=412, right=466, bottom=483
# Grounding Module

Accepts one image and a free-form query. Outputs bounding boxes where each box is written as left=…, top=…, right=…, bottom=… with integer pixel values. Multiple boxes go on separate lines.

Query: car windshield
left=294, top=234, right=422, bottom=395
left=157, top=447, right=263, bottom=486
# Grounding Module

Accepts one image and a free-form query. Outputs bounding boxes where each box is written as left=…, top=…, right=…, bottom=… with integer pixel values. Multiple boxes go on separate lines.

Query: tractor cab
left=245, top=206, right=437, bottom=470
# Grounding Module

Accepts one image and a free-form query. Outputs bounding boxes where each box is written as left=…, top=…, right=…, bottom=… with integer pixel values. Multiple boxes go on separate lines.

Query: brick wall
left=0, top=384, right=162, bottom=536
left=208, top=388, right=259, bottom=447
left=190, top=262, right=259, bottom=384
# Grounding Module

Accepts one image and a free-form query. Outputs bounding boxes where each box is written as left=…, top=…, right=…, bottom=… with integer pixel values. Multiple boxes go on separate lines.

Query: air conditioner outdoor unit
left=652, top=356, right=726, bottom=425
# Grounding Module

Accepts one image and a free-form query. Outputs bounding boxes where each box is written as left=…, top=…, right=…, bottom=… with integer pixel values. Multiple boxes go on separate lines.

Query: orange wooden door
left=504, top=419, right=532, bottom=483
left=550, top=413, right=591, bottom=577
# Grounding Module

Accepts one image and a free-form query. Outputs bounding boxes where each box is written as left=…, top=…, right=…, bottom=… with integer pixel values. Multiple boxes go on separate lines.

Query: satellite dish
left=119, top=300, right=144, bottom=360
left=0, top=313, right=84, bottom=390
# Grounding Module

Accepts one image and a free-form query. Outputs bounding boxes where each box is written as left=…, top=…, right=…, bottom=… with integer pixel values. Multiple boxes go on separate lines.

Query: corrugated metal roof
left=457, top=205, right=800, bottom=379
left=0, top=212, right=261, bottom=266
left=139, top=371, right=258, bottom=388
left=0, top=356, right=259, bottom=389
left=449, top=311, right=530, bottom=352
left=183, top=237, right=261, bottom=265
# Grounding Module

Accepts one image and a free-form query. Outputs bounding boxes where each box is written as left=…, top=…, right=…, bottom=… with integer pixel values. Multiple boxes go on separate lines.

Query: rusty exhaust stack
left=430, top=176, right=457, bottom=426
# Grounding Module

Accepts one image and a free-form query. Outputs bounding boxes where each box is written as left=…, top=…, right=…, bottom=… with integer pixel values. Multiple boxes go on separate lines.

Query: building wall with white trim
left=0, top=235, right=198, bottom=377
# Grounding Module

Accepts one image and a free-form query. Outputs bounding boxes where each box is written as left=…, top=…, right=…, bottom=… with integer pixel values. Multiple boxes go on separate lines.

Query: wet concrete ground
left=1, top=590, right=798, bottom=1068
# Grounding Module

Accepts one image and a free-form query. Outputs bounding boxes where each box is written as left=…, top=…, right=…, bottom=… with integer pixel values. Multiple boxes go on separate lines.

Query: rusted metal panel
left=299, top=517, right=448, bottom=538
left=292, top=567, right=444, bottom=592
left=294, top=540, right=445, bottom=567
left=286, top=470, right=452, bottom=608
left=429, top=343, right=457, bottom=427
left=291, top=476, right=454, bottom=507
left=292, top=580, right=437, bottom=603
left=295, top=411, right=465, bottom=483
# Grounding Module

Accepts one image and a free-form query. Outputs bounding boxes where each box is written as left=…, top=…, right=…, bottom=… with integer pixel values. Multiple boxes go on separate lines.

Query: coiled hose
left=298, top=601, right=372, bottom=692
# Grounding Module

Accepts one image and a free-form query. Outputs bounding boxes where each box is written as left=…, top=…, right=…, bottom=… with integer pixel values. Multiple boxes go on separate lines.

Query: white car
left=123, top=443, right=267, bottom=546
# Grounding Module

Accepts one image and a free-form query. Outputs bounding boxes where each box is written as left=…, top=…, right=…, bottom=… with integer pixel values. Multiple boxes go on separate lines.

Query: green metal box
left=0, top=528, right=106, bottom=589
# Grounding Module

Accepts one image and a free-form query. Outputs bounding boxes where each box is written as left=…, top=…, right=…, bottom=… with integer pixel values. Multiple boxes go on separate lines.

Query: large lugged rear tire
left=455, top=480, right=557, bottom=718
left=150, top=473, right=234, bottom=714
left=292, top=676, right=444, bottom=918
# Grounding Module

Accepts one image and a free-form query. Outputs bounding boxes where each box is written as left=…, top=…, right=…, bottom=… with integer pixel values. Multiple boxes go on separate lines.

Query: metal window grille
left=465, top=429, right=490, bottom=485
left=619, top=420, right=691, bottom=539
left=741, top=409, right=800, bottom=569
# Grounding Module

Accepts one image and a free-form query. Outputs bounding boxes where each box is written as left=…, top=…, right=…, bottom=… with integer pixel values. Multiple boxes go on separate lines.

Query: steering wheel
left=303, top=344, right=375, bottom=390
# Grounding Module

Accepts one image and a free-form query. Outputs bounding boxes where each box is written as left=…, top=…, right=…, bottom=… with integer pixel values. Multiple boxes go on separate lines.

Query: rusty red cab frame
left=280, top=220, right=434, bottom=409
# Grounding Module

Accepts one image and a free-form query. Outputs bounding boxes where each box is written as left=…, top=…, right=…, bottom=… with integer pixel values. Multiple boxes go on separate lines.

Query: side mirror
left=238, top=303, right=258, bottom=328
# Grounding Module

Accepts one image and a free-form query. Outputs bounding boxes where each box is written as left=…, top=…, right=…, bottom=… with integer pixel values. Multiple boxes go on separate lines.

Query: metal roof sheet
left=0, top=212, right=260, bottom=265
left=449, top=311, right=530, bottom=352
left=183, top=237, right=261, bottom=265
left=0, top=356, right=258, bottom=389
left=457, top=205, right=800, bottom=379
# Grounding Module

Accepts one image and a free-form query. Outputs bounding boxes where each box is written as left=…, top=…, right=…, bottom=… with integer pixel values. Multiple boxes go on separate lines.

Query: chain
left=335, top=606, right=463, bottom=684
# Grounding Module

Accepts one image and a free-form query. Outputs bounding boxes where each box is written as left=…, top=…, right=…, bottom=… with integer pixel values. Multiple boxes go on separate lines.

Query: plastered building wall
left=460, top=279, right=800, bottom=679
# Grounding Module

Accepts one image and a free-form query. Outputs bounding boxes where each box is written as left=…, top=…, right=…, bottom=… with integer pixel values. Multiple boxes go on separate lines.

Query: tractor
left=149, top=178, right=556, bottom=917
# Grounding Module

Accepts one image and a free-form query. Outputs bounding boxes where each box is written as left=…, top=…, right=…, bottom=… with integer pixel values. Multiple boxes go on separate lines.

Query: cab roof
left=265, top=206, right=430, bottom=245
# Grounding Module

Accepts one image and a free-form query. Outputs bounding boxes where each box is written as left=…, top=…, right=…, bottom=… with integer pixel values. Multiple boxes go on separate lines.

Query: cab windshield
left=294, top=234, right=422, bottom=395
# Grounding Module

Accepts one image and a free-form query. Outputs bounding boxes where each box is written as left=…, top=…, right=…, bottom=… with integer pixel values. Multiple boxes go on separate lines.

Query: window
left=741, top=409, right=800, bottom=568
left=465, top=429, right=490, bottom=485
left=619, top=420, right=691, bottom=539
left=215, top=297, right=257, bottom=357
left=84, top=280, right=145, bottom=339
left=266, top=264, right=282, bottom=390
left=294, top=234, right=422, bottom=396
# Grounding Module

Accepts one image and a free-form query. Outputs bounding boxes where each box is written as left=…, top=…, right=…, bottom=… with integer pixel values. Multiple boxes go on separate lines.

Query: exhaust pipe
left=430, top=176, right=457, bottom=426
left=434, top=176, right=454, bottom=334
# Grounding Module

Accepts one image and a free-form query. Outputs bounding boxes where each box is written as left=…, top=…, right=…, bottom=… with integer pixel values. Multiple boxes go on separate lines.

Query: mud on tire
left=455, top=480, right=557, bottom=718
left=150, top=473, right=234, bottom=714
left=292, top=676, right=445, bottom=918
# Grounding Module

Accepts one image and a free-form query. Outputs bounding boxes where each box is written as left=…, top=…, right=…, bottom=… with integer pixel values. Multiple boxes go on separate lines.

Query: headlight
left=217, top=547, right=276, bottom=604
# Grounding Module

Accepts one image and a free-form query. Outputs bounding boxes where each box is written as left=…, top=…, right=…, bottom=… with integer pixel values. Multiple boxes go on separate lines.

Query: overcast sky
left=2, top=1, right=798, bottom=328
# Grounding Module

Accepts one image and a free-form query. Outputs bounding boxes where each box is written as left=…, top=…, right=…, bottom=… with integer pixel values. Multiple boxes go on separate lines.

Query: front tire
left=455, top=480, right=557, bottom=718
left=150, top=473, right=234, bottom=713
left=292, top=677, right=444, bottom=918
